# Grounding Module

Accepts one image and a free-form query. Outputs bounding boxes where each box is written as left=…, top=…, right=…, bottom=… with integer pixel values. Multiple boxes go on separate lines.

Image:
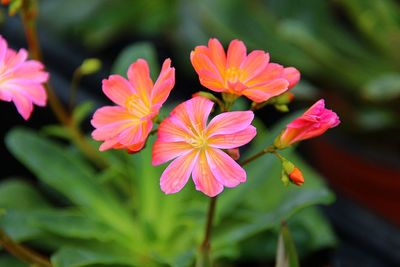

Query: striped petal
left=206, top=110, right=254, bottom=137
left=192, top=151, right=223, bottom=197
left=152, top=141, right=193, bottom=165
left=226, top=40, right=246, bottom=69
left=208, top=125, right=256, bottom=149
left=160, top=150, right=199, bottom=194
left=102, top=75, right=136, bottom=107
left=206, top=148, right=246, bottom=187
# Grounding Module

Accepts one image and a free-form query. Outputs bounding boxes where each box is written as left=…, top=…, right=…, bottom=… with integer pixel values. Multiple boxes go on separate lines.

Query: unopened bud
left=79, top=58, right=102, bottom=75
left=274, top=104, right=289, bottom=112
left=275, top=92, right=295, bottom=105
left=289, top=167, right=304, bottom=186
left=280, top=157, right=304, bottom=186
left=281, top=170, right=290, bottom=187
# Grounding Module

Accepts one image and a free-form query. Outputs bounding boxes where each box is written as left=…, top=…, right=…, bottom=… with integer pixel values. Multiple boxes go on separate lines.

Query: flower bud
left=280, top=157, right=304, bottom=186
left=288, top=167, right=304, bottom=186
left=274, top=99, right=340, bottom=149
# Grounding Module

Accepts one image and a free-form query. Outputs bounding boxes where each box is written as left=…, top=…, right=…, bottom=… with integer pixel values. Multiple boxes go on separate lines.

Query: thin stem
left=240, top=145, right=276, bottom=167
left=20, top=0, right=108, bottom=169
left=197, top=196, right=218, bottom=267
left=0, top=229, right=52, bottom=267
left=68, top=70, right=82, bottom=112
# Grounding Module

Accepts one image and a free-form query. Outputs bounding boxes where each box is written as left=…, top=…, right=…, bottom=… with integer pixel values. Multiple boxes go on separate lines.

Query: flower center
left=125, top=95, right=151, bottom=117
left=186, top=133, right=208, bottom=149
left=225, top=67, right=247, bottom=84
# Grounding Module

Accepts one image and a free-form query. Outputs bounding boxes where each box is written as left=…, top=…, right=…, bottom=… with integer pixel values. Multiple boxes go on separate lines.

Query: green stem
left=197, top=196, right=218, bottom=267
left=0, top=229, right=52, bottom=267
left=68, top=69, right=82, bottom=112
left=20, top=0, right=108, bottom=169
left=240, top=145, right=276, bottom=167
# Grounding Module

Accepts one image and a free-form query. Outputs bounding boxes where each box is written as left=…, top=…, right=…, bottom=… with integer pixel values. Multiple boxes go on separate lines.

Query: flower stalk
left=20, top=0, right=108, bottom=169
left=0, top=229, right=52, bottom=267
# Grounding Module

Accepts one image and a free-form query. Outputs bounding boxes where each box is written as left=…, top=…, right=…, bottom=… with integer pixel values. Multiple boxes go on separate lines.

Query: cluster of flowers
left=0, top=36, right=339, bottom=197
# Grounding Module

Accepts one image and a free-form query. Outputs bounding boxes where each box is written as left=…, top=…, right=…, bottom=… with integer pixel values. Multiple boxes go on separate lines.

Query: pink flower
left=91, top=58, right=175, bottom=152
left=274, top=99, right=340, bottom=148
left=190, top=38, right=300, bottom=103
left=0, top=35, right=48, bottom=120
left=152, top=96, right=257, bottom=197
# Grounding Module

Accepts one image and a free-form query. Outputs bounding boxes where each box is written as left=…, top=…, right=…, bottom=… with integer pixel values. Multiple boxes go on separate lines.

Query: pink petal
left=245, top=63, right=284, bottom=87
left=152, top=141, right=193, bottom=165
left=19, top=84, right=47, bottom=106
left=91, top=106, right=134, bottom=140
left=241, top=50, right=269, bottom=83
left=127, top=59, right=153, bottom=102
left=156, top=115, right=194, bottom=142
left=206, top=110, right=254, bottom=137
left=242, top=78, right=289, bottom=103
left=226, top=40, right=246, bottom=69
left=208, top=125, right=256, bottom=149
left=13, top=61, right=48, bottom=83
left=192, top=151, right=223, bottom=197
left=160, top=150, right=199, bottom=194
left=0, top=88, right=13, bottom=101
left=12, top=92, right=33, bottom=120
left=5, top=49, right=28, bottom=68
left=185, top=96, right=214, bottom=134
left=208, top=38, right=227, bottom=76
left=191, top=51, right=224, bottom=86
left=116, top=121, right=150, bottom=146
left=0, top=36, right=8, bottom=63
left=99, top=138, right=120, bottom=151
left=283, top=67, right=300, bottom=89
left=206, top=148, right=246, bottom=187
left=102, top=75, right=135, bottom=107
left=151, top=58, right=175, bottom=106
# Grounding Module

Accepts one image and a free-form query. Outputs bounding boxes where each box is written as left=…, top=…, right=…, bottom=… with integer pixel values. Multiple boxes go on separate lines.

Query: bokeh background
left=1, top=0, right=399, bottom=266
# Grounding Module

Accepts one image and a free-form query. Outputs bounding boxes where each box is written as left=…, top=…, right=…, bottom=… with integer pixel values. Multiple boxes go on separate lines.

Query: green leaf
left=112, top=42, right=159, bottom=79
left=0, top=255, right=27, bottom=267
left=363, top=73, right=400, bottom=101
left=275, top=223, right=299, bottom=267
left=0, top=209, right=44, bottom=241
left=72, top=101, right=94, bottom=126
left=0, top=179, right=51, bottom=210
left=29, top=210, right=118, bottom=242
left=51, top=244, right=139, bottom=267
left=5, top=128, right=140, bottom=247
left=41, top=125, right=71, bottom=140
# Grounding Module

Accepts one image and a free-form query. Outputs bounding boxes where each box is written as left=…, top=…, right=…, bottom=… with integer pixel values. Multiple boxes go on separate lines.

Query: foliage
left=0, top=110, right=335, bottom=267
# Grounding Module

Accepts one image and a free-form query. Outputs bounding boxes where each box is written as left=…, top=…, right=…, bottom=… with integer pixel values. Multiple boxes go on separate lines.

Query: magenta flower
left=274, top=99, right=340, bottom=149
left=152, top=96, right=257, bottom=197
left=0, top=35, right=48, bottom=120
left=91, top=58, right=175, bottom=152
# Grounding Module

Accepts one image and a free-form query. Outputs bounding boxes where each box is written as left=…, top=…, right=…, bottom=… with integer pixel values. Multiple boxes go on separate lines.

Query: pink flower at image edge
left=0, top=35, right=48, bottom=120
left=275, top=99, right=340, bottom=148
left=152, top=96, right=257, bottom=197
left=190, top=38, right=300, bottom=103
left=91, top=58, right=175, bottom=152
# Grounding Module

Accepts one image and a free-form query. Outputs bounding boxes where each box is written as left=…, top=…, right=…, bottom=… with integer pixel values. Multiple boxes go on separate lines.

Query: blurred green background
left=1, top=0, right=400, bottom=267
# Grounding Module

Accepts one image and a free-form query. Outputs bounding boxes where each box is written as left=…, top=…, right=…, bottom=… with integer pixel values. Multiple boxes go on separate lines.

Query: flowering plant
left=0, top=1, right=340, bottom=267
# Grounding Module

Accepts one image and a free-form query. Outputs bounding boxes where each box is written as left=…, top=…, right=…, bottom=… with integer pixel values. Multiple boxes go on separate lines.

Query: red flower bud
left=289, top=167, right=304, bottom=186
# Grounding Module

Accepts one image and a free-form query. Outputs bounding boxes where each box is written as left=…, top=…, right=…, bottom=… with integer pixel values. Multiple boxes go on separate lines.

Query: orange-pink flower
left=152, top=96, right=256, bottom=197
left=274, top=99, right=340, bottom=149
left=0, top=35, right=48, bottom=120
left=190, top=38, right=300, bottom=103
left=91, top=58, right=175, bottom=152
